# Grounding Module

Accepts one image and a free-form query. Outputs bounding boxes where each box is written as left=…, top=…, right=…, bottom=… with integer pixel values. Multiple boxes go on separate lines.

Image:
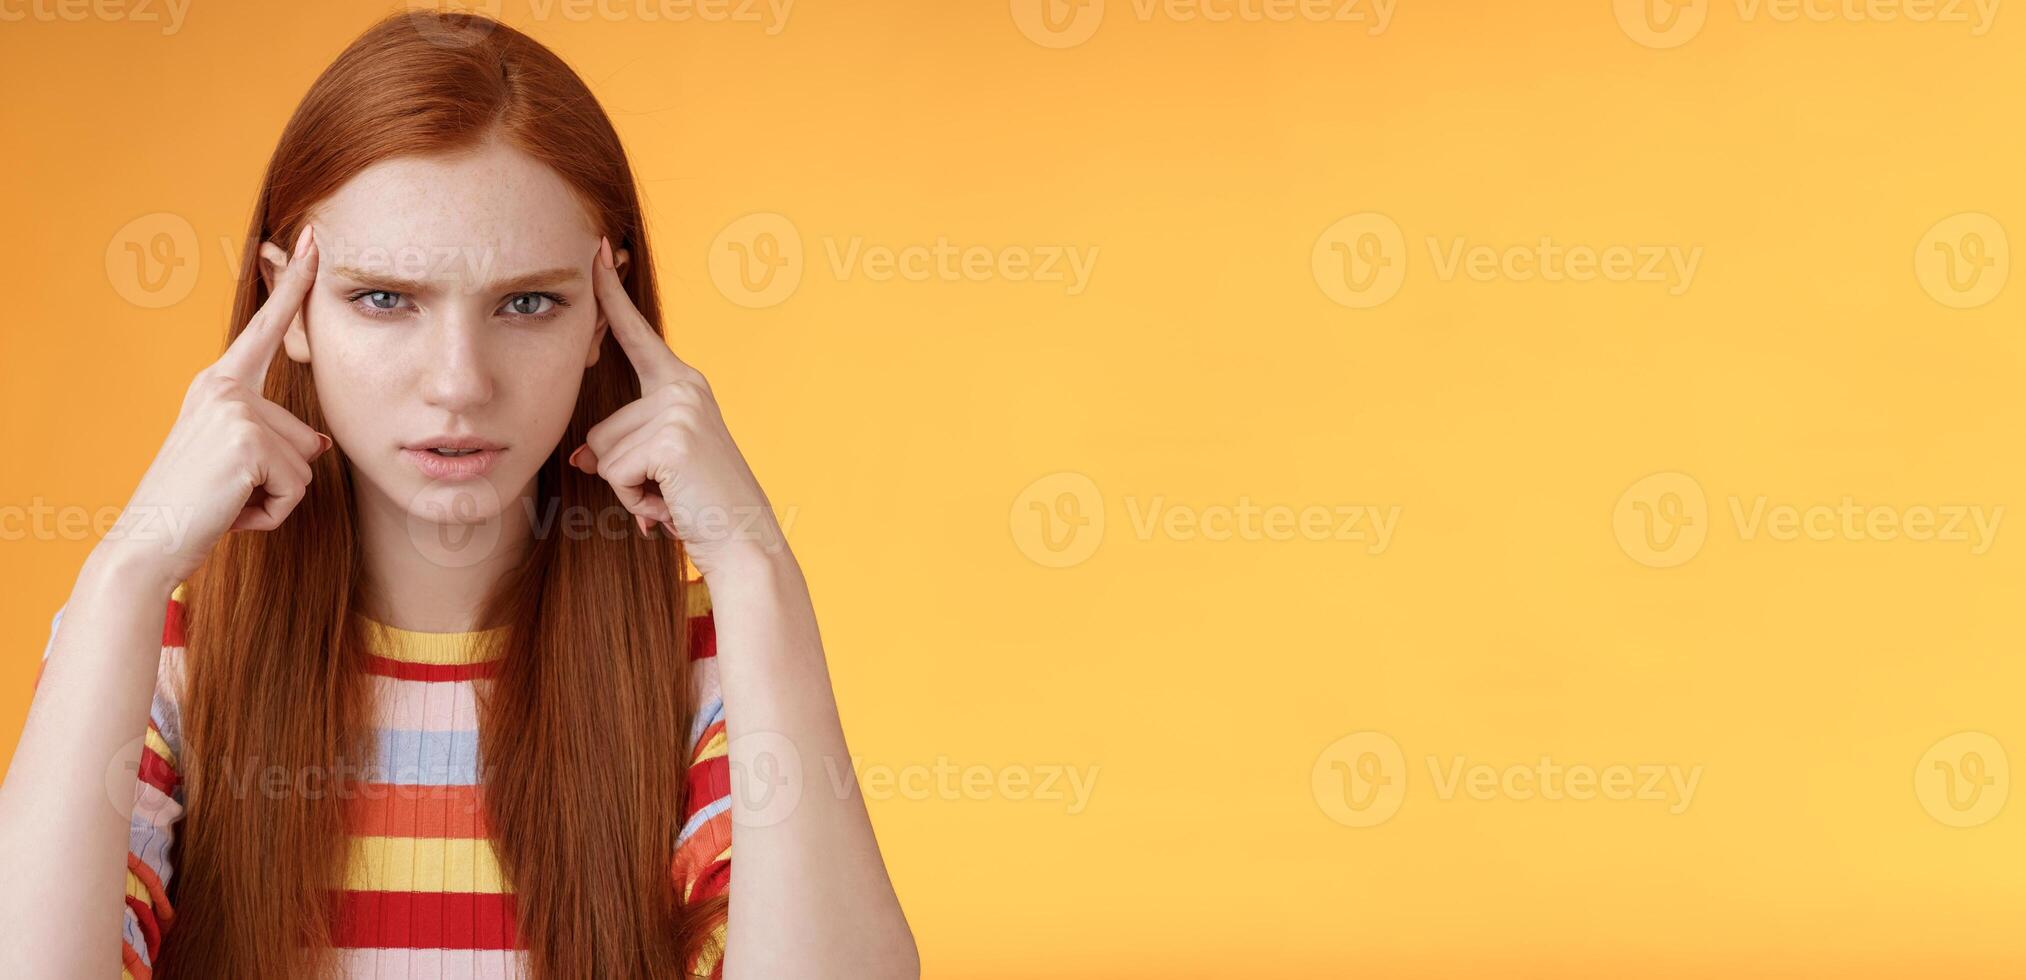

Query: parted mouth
left=406, top=436, right=505, bottom=457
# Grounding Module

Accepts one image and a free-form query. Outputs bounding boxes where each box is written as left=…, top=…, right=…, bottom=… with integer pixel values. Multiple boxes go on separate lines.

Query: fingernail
left=599, top=237, right=615, bottom=270
left=314, top=433, right=333, bottom=458
left=294, top=225, right=312, bottom=259
left=566, top=444, right=587, bottom=469
left=636, top=514, right=653, bottom=536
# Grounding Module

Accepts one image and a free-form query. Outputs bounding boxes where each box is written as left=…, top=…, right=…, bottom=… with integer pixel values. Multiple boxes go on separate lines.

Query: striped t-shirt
left=37, top=580, right=733, bottom=979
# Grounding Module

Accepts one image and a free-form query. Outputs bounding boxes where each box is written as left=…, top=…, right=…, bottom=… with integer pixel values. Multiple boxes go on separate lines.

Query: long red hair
left=158, top=11, right=721, bottom=977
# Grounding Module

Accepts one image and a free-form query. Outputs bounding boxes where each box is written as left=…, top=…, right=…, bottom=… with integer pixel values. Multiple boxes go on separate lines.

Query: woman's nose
left=418, top=314, right=493, bottom=411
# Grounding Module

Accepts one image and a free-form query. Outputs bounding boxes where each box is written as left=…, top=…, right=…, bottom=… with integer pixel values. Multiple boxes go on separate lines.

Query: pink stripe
left=335, top=946, right=528, bottom=978
left=372, top=675, right=482, bottom=733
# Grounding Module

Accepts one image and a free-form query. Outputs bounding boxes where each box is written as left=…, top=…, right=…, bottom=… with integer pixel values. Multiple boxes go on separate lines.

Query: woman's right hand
left=98, top=224, right=333, bottom=592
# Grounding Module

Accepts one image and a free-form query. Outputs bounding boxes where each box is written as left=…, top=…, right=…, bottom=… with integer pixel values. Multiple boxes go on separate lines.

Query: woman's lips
left=403, top=447, right=502, bottom=481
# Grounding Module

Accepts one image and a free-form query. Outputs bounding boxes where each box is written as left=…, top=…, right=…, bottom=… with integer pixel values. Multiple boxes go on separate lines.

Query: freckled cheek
left=303, top=300, right=414, bottom=441
left=493, top=334, right=593, bottom=439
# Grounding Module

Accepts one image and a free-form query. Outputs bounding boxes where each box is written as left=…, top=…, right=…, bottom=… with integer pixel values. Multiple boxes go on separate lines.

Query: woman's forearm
left=704, top=547, right=919, bottom=980
left=0, top=547, right=175, bottom=978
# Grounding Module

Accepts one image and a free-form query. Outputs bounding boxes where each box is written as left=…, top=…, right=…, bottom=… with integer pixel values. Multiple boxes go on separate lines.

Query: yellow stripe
left=354, top=616, right=508, bottom=665
left=695, top=729, right=728, bottom=763
left=170, top=581, right=187, bottom=603
left=125, top=869, right=153, bottom=906
left=341, top=835, right=509, bottom=893
left=144, top=727, right=175, bottom=770
left=685, top=573, right=712, bottom=618
left=689, top=917, right=728, bottom=977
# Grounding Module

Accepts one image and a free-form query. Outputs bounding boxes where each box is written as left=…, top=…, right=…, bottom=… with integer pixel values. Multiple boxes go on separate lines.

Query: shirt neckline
left=352, top=613, right=509, bottom=665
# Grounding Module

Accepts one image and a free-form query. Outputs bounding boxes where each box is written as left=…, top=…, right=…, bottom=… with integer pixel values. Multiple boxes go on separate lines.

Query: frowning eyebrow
left=327, top=265, right=584, bottom=294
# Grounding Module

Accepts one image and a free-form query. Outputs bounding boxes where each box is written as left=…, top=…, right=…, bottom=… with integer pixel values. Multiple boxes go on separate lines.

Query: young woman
left=0, top=11, right=916, bottom=979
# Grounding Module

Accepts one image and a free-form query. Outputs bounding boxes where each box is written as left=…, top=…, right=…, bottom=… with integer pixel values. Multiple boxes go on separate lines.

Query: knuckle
left=230, top=424, right=265, bottom=458
left=201, top=372, right=240, bottom=399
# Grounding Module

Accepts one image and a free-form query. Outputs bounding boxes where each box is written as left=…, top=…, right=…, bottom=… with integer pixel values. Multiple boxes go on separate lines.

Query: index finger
left=591, top=236, right=687, bottom=389
left=215, top=224, right=318, bottom=387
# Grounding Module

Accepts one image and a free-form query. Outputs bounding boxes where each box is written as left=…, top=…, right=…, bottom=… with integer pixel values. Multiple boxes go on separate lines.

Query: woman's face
left=260, top=139, right=615, bottom=527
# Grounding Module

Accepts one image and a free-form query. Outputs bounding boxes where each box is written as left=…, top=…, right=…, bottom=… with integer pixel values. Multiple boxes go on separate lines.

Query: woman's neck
left=351, top=475, right=536, bottom=632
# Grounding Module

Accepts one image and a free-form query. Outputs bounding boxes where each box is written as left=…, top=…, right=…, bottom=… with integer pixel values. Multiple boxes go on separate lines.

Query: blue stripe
left=687, top=696, right=725, bottom=756
left=373, top=727, right=481, bottom=785
left=678, top=794, right=731, bottom=845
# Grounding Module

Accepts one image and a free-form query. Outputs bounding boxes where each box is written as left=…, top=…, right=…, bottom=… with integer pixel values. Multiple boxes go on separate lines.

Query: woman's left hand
left=568, top=236, right=785, bottom=578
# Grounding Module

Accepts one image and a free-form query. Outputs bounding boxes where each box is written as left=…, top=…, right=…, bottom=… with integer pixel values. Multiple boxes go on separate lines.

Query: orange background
left=4, top=1, right=2025, bottom=976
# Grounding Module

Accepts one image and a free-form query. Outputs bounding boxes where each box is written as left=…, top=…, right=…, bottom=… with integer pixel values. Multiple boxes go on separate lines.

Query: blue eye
left=502, top=292, right=569, bottom=319
left=347, top=290, right=409, bottom=317
left=505, top=293, right=553, bottom=315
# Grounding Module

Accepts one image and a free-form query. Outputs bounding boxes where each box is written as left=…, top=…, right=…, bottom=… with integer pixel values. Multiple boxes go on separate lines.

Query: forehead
left=308, top=140, right=597, bottom=283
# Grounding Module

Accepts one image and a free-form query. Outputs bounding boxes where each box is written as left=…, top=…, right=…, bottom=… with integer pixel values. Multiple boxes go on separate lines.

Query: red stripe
left=125, top=894, right=161, bottom=960
left=687, top=612, right=716, bottom=661
left=330, top=890, right=519, bottom=949
left=343, top=782, right=490, bottom=838
left=360, top=654, right=502, bottom=681
left=684, top=750, right=728, bottom=818
left=163, top=596, right=185, bottom=647
left=693, top=857, right=730, bottom=903
left=138, top=745, right=178, bottom=796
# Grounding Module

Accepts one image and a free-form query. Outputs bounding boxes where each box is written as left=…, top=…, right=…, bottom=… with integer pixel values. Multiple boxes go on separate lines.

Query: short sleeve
left=672, top=575, right=730, bottom=979
left=40, top=585, right=190, bottom=979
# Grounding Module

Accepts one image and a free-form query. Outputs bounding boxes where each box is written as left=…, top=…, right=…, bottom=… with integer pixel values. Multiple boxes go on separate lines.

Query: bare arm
left=576, top=237, right=916, bottom=977
left=0, top=225, right=327, bottom=977
left=708, top=548, right=918, bottom=980
left=0, top=550, right=176, bottom=978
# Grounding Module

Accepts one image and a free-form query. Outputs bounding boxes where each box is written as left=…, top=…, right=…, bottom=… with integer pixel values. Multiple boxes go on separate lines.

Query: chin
left=404, top=477, right=513, bottom=525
